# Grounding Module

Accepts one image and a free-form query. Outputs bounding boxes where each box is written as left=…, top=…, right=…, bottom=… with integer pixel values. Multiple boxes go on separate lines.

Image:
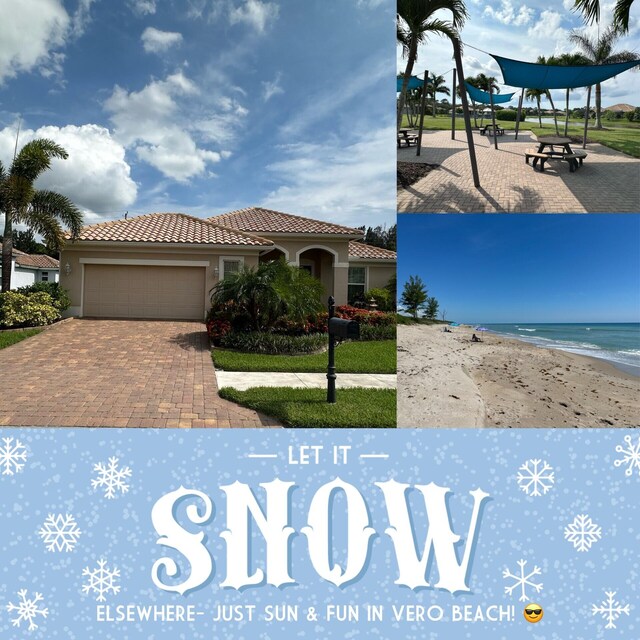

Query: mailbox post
left=326, top=296, right=360, bottom=403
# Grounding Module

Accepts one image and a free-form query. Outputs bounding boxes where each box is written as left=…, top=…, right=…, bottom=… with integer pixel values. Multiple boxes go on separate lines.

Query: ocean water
left=482, top=323, right=640, bottom=376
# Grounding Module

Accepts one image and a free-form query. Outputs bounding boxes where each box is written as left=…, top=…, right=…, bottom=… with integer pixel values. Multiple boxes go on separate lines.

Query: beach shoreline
left=398, top=324, right=640, bottom=428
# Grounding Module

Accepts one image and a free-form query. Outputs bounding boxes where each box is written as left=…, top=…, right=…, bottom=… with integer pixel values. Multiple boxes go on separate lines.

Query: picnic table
left=479, top=124, right=504, bottom=137
left=526, top=136, right=587, bottom=172
left=398, top=129, right=419, bottom=148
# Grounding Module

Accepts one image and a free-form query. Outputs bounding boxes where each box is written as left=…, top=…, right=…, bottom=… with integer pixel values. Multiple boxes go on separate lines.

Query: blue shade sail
left=492, top=54, right=640, bottom=90
left=465, top=81, right=515, bottom=104
left=397, top=75, right=429, bottom=91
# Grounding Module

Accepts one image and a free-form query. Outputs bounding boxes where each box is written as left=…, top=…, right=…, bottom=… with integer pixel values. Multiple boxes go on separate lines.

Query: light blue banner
left=0, top=429, right=638, bottom=639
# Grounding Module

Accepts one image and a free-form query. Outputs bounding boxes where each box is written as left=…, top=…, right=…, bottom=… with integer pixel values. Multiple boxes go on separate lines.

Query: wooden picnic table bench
left=397, top=130, right=419, bottom=148
left=527, top=137, right=588, bottom=173
left=480, top=124, right=505, bottom=136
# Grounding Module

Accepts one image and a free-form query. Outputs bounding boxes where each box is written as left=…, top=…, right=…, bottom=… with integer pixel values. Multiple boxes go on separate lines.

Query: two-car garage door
left=83, top=264, right=206, bottom=320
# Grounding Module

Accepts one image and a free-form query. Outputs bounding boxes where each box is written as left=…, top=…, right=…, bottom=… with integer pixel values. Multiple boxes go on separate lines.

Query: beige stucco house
left=60, top=207, right=396, bottom=320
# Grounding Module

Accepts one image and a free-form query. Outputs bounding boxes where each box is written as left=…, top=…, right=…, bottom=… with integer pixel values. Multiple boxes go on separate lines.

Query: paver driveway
left=0, top=319, right=280, bottom=428
left=397, top=129, right=640, bottom=213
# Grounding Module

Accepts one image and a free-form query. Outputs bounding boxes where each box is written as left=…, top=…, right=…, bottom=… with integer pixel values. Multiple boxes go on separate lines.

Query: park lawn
left=0, top=328, right=42, bottom=350
left=212, top=340, right=396, bottom=373
left=219, top=387, right=396, bottom=428
left=401, top=115, right=640, bottom=157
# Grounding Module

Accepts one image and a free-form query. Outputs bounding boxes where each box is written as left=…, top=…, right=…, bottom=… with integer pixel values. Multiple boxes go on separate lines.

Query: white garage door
left=83, top=264, right=206, bottom=320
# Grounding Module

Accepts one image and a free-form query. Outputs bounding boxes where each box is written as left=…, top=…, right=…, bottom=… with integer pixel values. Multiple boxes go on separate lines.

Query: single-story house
left=59, top=208, right=396, bottom=320
left=0, top=249, right=59, bottom=288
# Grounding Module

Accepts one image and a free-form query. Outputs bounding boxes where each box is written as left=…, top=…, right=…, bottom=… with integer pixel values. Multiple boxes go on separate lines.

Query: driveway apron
left=0, top=319, right=280, bottom=428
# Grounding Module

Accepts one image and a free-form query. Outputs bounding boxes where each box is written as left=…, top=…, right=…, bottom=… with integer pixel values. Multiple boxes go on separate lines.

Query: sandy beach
left=398, top=324, right=640, bottom=428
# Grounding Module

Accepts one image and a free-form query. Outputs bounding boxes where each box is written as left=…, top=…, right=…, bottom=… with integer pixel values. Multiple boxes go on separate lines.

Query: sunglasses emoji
left=523, top=604, right=544, bottom=623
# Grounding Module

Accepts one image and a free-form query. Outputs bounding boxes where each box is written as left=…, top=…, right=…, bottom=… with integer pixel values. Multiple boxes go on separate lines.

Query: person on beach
left=471, top=333, right=481, bottom=342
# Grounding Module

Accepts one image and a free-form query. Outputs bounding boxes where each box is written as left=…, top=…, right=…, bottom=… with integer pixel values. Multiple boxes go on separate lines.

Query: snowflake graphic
left=516, top=458, right=555, bottom=496
left=564, top=514, right=602, bottom=552
left=82, top=559, right=121, bottom=602
left=0, top=437, right=28, bottom=476
left=38, top=514, right=82, bottom=552
left=503, top=559, right=544, bottom=602
left=592, top=590, right=630, bottom=630
left=91, top=456, right=131, bottom=499
left=614, top=435, right=640, bottom=478
left=6, top=589, right=49, bottom=631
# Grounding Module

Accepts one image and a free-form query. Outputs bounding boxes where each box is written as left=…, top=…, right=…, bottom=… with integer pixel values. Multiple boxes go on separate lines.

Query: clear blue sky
left=398, top=214, right=640, bottom=324
left=0, top=0, right=395, bottom=228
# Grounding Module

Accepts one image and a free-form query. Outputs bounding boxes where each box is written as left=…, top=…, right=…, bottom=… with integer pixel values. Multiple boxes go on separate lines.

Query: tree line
left=400, top=274, right=442, bottom=321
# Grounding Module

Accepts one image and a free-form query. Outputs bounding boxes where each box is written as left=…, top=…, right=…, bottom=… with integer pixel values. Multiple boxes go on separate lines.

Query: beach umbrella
left=450, top=322, right=460, bottom=327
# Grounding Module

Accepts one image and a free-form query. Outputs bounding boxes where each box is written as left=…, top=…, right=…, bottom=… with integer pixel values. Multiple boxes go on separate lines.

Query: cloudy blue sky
left=398, top=0, right=640, bottom=110
left=0, top=0, right=396, bottom=228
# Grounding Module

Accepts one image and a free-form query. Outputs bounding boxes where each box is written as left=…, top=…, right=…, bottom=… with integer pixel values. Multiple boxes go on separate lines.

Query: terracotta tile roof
left=348, top=241, right=397, bottom=261
left=13, top=249, right=60, bottom=269
left=208, top=207, right=363, bottom=236
left=68, top=213, right=273, bottom=247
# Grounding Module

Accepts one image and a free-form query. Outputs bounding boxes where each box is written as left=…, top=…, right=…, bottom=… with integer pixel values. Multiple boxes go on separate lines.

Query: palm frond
left=573, top=0, right=600, bottom=24
left=613, top=0, right=634, bottom=33
left=10, top=139, right=68, bottom=184
left=29, top=190, right=84, bottom=240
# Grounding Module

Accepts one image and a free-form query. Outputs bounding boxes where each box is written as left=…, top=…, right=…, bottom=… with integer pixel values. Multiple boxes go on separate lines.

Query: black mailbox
left=328, top=317, right=360, bottom=339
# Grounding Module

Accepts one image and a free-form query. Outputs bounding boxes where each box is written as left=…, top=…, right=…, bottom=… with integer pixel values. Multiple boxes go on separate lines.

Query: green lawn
left=219, top=387, right=396, bottom=428
left=0, top=328, right=42, bottom=350
left=401, top=114, right=640, bottom=158
left=212, top=340, right=396, bottom=373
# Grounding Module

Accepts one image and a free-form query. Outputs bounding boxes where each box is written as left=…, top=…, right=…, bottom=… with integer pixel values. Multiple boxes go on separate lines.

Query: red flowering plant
left=335, top=305, right=395, bottom=327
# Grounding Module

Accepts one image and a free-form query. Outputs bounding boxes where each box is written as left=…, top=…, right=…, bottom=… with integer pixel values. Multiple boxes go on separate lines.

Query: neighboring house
left=0, top=249, right=59, bottom=289
left=59, top=208, right=396, bottom=320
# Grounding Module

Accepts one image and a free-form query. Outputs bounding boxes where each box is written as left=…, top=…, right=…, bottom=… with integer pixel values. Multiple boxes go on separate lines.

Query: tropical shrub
left=0, top=291, right=60, bottom=328
left=495, top=110, right=524, bottom=122
left=16, top=282, right=70, bottom=312
left=210, top=259, right=324, bottom=331
left=220, top=331, right=328, bottom=355
left=358, top=323, right=397, bottom=341
left=335, top=305, right=396, bottom=327
left=365, top=287, right=393, bottom=311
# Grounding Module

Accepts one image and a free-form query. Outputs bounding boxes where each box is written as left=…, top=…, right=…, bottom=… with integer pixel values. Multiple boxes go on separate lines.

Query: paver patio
left=397, top=129, right=640, bottom=213
left=0, top=319, right=280, bottom=428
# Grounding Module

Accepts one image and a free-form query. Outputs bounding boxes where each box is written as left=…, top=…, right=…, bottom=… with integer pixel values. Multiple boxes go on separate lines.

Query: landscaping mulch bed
left=397, top=161, right=439, bottom=188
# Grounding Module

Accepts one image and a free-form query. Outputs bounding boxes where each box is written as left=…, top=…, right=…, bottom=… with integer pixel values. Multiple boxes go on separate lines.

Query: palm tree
left=428, top=73, right=451, bottom=116
left=525, top=88, right=546, bottom=126
left=397, top=0, right=468, bottom=129
left=537, top=56, right=561, bottom=135
left=1, top=139, right=83, bottom=292
left=569, top=25, right=638, bottom=129
left=550, top=53, right=591, bottom=135
left=573, top=0, right=635, bottom=33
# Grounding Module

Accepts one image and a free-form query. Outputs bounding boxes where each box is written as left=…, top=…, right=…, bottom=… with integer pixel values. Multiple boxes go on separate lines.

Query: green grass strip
left=401, top=115, right=640, bottom=158
left=213, top=340, right=396, bottom=373
left=219, top=387, right=396, bottom=428
left=0, top=328, right=42, bottom=350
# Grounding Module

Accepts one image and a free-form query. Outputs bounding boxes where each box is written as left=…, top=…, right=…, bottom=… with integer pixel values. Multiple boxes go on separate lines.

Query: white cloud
left=104, top=72, right=235, bottom=182
left=483, top=1, right=533, bottom=26
left=262, top=72, right=284, bottom=101
left=71, top=0, right=97, bottom=37
left=229, top=0, right=279, bottom=33
left=261, top=126, right=395, bottom=228
left=356, top=0, right=386, bottom=7
left=0, top=0, right=69, bottom=83
left=0, top=123, right=137, bottom=217
left=128, top=0, right=156, bottom=15
left=528, top=10, right=567, bottom=45
left=141, top=27, right=183, bottom=54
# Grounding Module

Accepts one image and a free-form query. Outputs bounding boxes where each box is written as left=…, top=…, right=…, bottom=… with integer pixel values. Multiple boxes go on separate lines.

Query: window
left=41, top=272, right=49, bottom=282
left=221, top=258, right=242, bottom=279
left=348, top=266, right=366, bottom=305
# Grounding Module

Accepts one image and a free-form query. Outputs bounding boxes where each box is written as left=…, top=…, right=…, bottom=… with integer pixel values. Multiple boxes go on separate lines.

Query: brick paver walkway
left=0, top=319, right=280, bottom=428
left=398, top=129, right=640, bottom=213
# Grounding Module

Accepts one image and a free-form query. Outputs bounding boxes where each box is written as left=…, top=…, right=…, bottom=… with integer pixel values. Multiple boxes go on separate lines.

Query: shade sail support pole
left=583, top=85, right=592, bottom=149
left=451, top=68, right=457, bottom=140
left=489, top=85, right=498, bottom=150
left=453, top=39, right=480, bottom=188
left=514, top=88, right=524, bottom=140
left=416, top=69, right=428, bottom=157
